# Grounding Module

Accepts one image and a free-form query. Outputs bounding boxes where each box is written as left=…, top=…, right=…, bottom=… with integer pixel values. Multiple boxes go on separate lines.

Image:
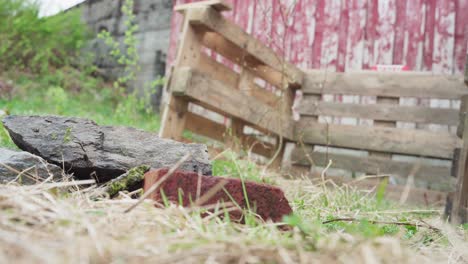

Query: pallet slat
left=296, top=121, right=461, bottom=159
left=298, top=100, right=460, bottom=126
left=187, top=7, right=303, bottom=87
left=198, top=52, right=239, bottom=89
left=172, top=67, right=295, bottom=140
left=174, top=0, right=232, bottom=12
left=291, top=146, right=455, bottom=191
left=303, top=70, right=466, bottom=99
left=200, top=31, right=286, bottom=89
left=185, top=112, right=275, bottom=157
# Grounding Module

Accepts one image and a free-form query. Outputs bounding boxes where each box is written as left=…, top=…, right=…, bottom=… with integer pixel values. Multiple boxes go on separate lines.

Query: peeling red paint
left=393, top=0, right=407, bottom=64
left=168, top=0, right=466, bottom=74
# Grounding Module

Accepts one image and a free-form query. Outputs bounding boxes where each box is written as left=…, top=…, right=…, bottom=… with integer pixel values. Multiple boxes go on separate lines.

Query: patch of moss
left=106, top=165, right=150, bottom=197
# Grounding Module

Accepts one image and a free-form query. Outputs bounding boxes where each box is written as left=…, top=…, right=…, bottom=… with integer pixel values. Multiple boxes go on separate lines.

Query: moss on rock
left=105, top=165, right=150, bottom=197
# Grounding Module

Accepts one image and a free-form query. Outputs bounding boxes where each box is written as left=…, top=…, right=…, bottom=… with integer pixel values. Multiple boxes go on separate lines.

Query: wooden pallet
left=161, top=1, right=468, bottom=219
left=160, top=0, right=303, bottom=166
left=291, top=69, right=467, bottom=212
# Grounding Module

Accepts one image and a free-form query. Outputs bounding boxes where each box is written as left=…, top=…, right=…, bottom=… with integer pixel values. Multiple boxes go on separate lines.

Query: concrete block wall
left=78, top=0, right=172, bottom=109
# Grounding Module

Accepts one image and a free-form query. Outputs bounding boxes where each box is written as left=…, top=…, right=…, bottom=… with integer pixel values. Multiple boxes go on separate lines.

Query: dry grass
left=1, top=168, right=467, bottom=264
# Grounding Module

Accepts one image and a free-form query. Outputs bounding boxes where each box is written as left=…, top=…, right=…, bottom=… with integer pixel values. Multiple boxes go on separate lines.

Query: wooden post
left=160, top=9, right=203, bottom=140
left=450, top=95, right=468, bottom=224
left=370, top=96, right=399, bottom=159
left=465, top=53, right=468, bottom=85
left=271, top=84, right=296, bottom=168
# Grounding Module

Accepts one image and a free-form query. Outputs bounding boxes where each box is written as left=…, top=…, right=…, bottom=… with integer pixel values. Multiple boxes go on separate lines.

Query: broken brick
left=143, top=168, right=293, bottom=223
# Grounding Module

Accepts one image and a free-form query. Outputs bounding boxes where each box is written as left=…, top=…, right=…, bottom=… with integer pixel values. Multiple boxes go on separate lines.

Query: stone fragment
left=0, top=147, right=63, bottom=184
left=3, top=115, right=211, bottom=182
left=143, top=168, right=293, bottom=223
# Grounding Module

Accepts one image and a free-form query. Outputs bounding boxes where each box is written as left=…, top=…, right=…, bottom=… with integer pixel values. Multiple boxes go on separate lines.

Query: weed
left=0, top=0, right=89, bottom=73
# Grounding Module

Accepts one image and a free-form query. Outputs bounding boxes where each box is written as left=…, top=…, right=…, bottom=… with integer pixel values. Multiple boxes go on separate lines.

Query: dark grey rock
left=2, top=115, right=211, bottom=182
left=0, top=147, right=63, bottom=184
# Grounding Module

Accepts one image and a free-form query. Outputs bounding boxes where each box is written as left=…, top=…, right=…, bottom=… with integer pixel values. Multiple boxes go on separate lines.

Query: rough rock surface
left=3, top=115, right=211, bottom=182
left=143, top=169, right=293, bottom=223
left=0, top=147, right=63, bottom=184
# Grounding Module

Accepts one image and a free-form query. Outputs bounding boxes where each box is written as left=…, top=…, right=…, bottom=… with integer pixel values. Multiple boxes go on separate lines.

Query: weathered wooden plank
left=160, top=10, right=202, bottom=140
left=237, top=68, right=280, bottom=107
left=174, top=0, right=232, bottom=13
left=393, top=0, right=407, bottom=65
left=405, top=0, right=425, bottom=70
left=423, top=0, right=436, bottom=71
left=450, top=95, right=468, bottom=224
left=291, top=146, right=455, bottom=191
left=186, top=6, right=304, bottom=87
left=296, top=120, right=461, bottom=159
left=454, top=0, right=468, bottom=74
left=200, top=31, right=289, bottom=90
left=298, top=100, right=460, bottom=126
left=336, top=0, right=349, bottom=72
left=198, top=52, right=239, bottom=89
left=465, top=55, right=468, bottom=85
left=312, top=0, right=325, bottom=68
left=185, top=112, right=275, bottom=157
left=185, top=111, right=226, bottom=142
left=171, top=67, right=295, bottom=140
left=377, top=0, right=397, bottom=65
left=432, top=0, right=456, bottom=74
left=302, top=71, right=467, bottom=99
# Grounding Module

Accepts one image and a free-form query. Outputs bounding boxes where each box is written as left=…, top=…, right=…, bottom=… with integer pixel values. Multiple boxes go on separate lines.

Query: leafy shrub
left=0, top=0, right=89, bottom=73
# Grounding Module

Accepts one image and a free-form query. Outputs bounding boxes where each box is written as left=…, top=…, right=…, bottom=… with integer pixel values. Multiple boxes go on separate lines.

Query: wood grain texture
left=174, top=0, right=232, bottom=13
left=168, top=1, right=467, bottom=74
left=296, top=120, right=461, bottom=159
left=298, top=100, right=460, bottom=126
left=185, top=112, right=274, bottom=157
left=160, top=9, right=203, bottom=140
left=171, top=67, right=295, bottom=140
left=186, top=6, right=303, bottom=86
left=302, top=70, right=466, bottom=99
left=291, top=146, right=455, bottom=191
left=451, top=95, right=468, bottom=224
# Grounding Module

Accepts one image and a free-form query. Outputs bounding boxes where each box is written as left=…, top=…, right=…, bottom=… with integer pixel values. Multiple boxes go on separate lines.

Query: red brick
left=143, top=169, right=293, bottom=223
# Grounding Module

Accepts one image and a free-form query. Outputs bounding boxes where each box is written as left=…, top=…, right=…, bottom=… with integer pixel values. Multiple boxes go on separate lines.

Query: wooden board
left=198, top=52, right=239, bottom=89
left=174, top=0, right=232, bottom=13
left=302, top=71, right=466, bottom=99
left=296, top=121, right=461, bottom=159
left=200, top=31, right=290, bottom=90
left=186, top=7, right=304, bottom=87
left=298, top=100, right=460, bottom=126
left=291, top=146, right=455, bottom=191
left=451, top=95, right=468, bottom=224
left=171, top=67, right=296, bottom=140
left=465, top=55, right=468, bottom=85
left=168, top=1, right=467, bottom=74
left=185, top=112, right=275, bottom=157
left=237, top=68, right=280, bottom=107
left=160, top=10, right=202, bottom=140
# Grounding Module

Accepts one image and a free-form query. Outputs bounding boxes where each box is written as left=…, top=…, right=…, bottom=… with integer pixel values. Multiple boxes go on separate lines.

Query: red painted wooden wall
left=168, top=0, right=468, bottom=75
